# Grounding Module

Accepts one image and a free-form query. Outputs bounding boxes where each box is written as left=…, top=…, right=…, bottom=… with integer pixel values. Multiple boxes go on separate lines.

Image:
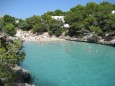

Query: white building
left=15, top=20, right=19, bottom=24
left=112, top=11, right=115, bottom=14
left=51, top=16, right=65, bottom=23
left=63, top=24, right=70, bottom=28
left=51, top=16, right=69, bottom=28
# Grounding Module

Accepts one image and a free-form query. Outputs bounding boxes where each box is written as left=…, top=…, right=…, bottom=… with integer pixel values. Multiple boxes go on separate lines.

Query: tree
left=4, top=23, right=16, bottom=36
left=0, top=18, right=4, bottom=31
left=0, top=38, right=25, bottom=85
left=100, top=2, right=114, bottom=14
left=43, top=11, right=55, bottom=16
left=3, top=15, right=15, bottom=25
left=89, top=26, right=103, bottom=35
left=54, top=9, right=65, bottom=16
left=26, top=15, right=41, bottom=26
left=32, top=23, right=47, bottom=34
left=41, top=13, right=52, bottom=25
left=48, top=19, right=63, bottom=36
left=86, top=2, right=100, bottom=15
left=17, top=21, right=30, bottom=30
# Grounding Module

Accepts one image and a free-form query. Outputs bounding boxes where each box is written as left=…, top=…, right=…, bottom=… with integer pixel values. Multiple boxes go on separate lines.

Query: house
left=112, top=11, right=115, bottom=14
left=63, top=24, right=69, bottom=28
left=15, top=20, right=19, bottom=24
left=51, top=16, right=69, bottom=28
left=51, top=16, right=65, bottom=23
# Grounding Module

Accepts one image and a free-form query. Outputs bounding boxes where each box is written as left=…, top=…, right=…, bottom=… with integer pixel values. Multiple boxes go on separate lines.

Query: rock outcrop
left=13, top=66, right=31, bottom=83
left=87, top=35, right=100, bottom=43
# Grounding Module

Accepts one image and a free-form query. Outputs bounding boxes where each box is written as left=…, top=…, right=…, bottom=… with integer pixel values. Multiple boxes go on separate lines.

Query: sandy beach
left=16, top=29, right=64, bottom=41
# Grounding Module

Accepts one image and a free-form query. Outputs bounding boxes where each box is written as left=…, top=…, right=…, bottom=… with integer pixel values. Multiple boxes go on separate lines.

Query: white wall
left=51, top=16, right=65, bottom=23
left=51, top=16, right=70, bottom=28
left=112, top=11, right=115, bottom=14
left=63, top=24, right=69, bottom=28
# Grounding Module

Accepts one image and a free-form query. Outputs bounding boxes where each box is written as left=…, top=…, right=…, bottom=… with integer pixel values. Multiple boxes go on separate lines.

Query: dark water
left=21, top=41, right=115, bottom=86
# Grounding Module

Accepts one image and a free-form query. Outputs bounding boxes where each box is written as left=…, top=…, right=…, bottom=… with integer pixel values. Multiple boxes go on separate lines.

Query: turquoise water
left=22, top=41, right=115, bottom=86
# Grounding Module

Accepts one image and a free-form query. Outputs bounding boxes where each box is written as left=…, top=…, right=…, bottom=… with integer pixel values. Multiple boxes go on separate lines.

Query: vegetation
left=0, top=1, right=115, bottom=85
left=0, top=15, right=16, bottom=36
left=0, top=19, right=4, bottom=31
left=0, top=37, right=25, bottom=85
left=17, top=2, right=115, bottom=37
left=4, top=23, right=16, bottom=36
left=3, top=15, right=15, bottom=26
left=0, top=2, right=115, bottom=37
left=65, top=2, right=115, bottom=37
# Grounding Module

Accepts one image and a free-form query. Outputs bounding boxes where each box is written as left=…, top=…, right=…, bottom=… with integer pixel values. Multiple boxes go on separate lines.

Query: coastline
left=15, top=30, right=115, bottom=86
left=16, top=29, right=115, bottom=47
left=0, top=35, right=34, bottom=86
left=64, top=36, right=115, bottom=47
left=16, top=30, right=64, bottom=42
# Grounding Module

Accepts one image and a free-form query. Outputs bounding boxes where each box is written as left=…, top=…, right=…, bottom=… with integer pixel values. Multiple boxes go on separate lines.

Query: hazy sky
left=0, top=0, right=115, bottom=19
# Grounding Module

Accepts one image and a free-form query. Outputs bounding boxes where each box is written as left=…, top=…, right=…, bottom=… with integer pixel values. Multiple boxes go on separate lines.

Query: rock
left=14, top=83, right=34, bottom=86
left=13, top=66, right=31, bottom=83
left=69, top=38, right=78, bottom=41
left=110, top=39, right=115, bottom=46
left=87, top=35, right=100, bottom=43
left=64, top=36, right=71, bottom=40
left=22, top=68, right=31, bottom=83
left=0, top=78, right=7, bottom=86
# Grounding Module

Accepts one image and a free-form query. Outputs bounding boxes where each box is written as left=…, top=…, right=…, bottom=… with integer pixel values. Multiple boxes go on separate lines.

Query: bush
left=55, top=29, right=63, bottom=37
left=89, top=26, right=103, bottom=35
left=32, top=23, right=47, bottom=34
left=17, top=21, right=30, bottom=30
left=4, top=23, right=16, bottom=36
left=0, top=19, right=4, bottom=31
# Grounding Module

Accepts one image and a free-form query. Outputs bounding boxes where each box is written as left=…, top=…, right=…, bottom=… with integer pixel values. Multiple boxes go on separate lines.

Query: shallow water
left=22, top=41, right=115, bottom=86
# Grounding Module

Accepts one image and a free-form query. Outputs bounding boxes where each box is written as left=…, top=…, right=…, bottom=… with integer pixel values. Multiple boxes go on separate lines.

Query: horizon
left=0, top=0, right=115, bottom=19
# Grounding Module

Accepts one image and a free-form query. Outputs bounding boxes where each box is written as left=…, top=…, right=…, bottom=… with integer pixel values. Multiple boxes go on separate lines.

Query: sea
left=21, top=41, right=115, bottom=86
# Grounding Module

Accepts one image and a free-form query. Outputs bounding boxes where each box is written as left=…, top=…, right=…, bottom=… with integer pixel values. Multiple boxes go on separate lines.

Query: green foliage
left=3, top=15, right=15, bottom=25
left=4, top=23, right=16, bottom=36
left=0, top=38, right=25, bottom=85
left=32, top=23, right=47, bottom=34
left=18, top=51, right=25, bottom=62
left=41, top=13, right=52, bottom=24
left=65, top=1, right=115, bottom=36
left=89, top=26, right=103, bottom=35
left=55, top=29, right=63, bottom=37
left=86, top=2, right=100, bottom=15
left=48, top=19, right=63, bottom=36
left=43, top=11, right=55, bottom=16
left=0, top=18, right=4, bottom=31
left=2, top=1, right=114, bottom=37
left=18, top=21, right=30, bottom=30
left=26, top=15, right=41, bottom=26
left=54, top=9, right=66, bottom=16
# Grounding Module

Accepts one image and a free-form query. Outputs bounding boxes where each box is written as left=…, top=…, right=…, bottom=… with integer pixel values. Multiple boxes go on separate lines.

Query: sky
left=0, top=0, right=115, bottom=19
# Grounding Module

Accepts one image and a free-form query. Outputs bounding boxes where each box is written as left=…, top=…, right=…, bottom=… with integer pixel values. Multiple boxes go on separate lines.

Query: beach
left=16, top=29, right=64, bottom=41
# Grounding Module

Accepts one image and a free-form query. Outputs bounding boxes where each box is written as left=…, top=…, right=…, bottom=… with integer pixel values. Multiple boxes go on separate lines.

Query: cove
left=21, top=41, right=115, bottom=86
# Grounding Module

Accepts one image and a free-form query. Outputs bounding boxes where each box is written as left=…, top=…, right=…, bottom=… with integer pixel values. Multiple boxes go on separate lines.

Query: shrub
left=4, top=23, right=16, bottom=36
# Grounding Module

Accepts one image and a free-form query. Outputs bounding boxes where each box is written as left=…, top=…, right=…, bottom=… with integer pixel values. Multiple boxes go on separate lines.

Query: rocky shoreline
left=1, top=31, right=113, bottom=86
left=0, top=35, right=34, bottom=86
left=16, top=30, right=115, bottom=47
left=13, top=66, right=34, bottom=86
left=60, top=35, right=115, bottom=47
